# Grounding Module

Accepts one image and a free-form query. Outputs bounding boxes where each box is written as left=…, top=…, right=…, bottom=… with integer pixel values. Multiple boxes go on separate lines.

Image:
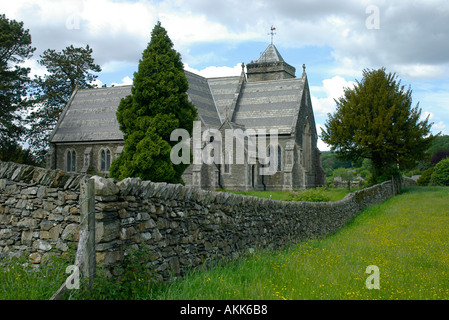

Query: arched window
left=224, top=151, right=230, bottom=174
left=277, top=145, right=282, bottom=172
left=100, top=148, right=112, bottom=172
left=106, top=149, right=111, bottom=170
left=66, top=149, right=76, bottom=172
left=303, top=120, right=312, bottom=172
left=268, top=144, right=282, bottom=172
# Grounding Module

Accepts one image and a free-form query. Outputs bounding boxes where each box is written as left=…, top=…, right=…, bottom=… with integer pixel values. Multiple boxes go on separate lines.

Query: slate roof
left=50, top=73, right=223, bottom=143
left=184, top=71, right=222, bottom=128
left=208, top=76, right=241, bottom=121
left=49, top=85, right=131, bottom=143
left=257, top=44, right=284, bottom=63
left=50, top=44, right=308, bottom=143
left=232, top=77, right=305, bottom=134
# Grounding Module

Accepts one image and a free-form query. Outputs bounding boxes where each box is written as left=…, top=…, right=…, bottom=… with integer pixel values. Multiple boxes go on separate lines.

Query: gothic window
left=268, top=144, right=282, bottom=172
left=303, top=120, right=312, bottom=172
left=100, top=148, right=111, bottom=172
left=224, top=151, right=230, bottom=174
left=277, top=145, right=282, bottom=172
left=66, top=149, right=76, bottom=172
left=106, top=149, right=111, bottom=170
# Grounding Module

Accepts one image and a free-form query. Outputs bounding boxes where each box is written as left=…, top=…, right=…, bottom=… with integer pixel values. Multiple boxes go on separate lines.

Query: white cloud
left=101, top=60, right=135, bottom=74
left=111, top=76, right=133, bottom=87
left=310, top=76, right=355, bottom=117
left=421, top=112, right=448, bottom=135
left=316, top=124, right=330, bottom=151
left=433, top=121, right=447, bottom=134
left=422, top=111, right=435, bottom=121
left=81, top=0, right=156, bottom=38
left=184, top=63, right=243, bottom=78
left=394, top=64, right=447, bottom=80
left=22, top=59, right=48, bottom=79
left=90, top=79, right=103, bottom=87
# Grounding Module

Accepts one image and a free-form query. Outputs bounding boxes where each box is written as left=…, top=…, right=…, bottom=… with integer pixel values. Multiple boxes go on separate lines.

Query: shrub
left=417, top=167, right=434, bottom=186
left=287, top=187, right=331, bottom=202
left=430, top=158, right=449, bottom=186
left=78, top=246, right=157, bottom=300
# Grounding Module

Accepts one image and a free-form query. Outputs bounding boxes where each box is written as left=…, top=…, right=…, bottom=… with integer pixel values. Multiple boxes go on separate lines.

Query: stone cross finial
left=269, top=25, right=276, bottom=45
left=302, top=64, right=306, bottom=77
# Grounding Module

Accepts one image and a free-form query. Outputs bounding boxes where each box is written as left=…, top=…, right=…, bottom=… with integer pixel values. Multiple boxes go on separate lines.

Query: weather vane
left=269, top=25, right=276, bottom=45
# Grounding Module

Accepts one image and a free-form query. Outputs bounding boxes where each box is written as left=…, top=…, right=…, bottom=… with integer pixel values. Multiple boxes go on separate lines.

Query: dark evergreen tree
left=110, top=21, right=197, bottom=183
left=0, top=14, right=35, bottom=151
left=26, top=45, right=101, bottom=163
left=321, top=68, right=433, bottom=183
left=0, top=142, right=37, bottom=165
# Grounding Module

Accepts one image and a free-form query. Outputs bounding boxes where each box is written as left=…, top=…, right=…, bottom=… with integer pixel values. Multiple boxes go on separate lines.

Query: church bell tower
left=246, top=34, right=296, bottom=83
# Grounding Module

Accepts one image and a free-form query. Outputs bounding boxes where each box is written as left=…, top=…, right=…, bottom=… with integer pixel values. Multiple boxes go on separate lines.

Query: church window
left=100, top=148, right=112, bottom=172
left=277, top=145, right=282, bottom=171
left=224, top=151, right=230, bottom=174
left=66, top=149, right=76, bottom=172
left=106, top=149, right=111, bottom=170
left=268, top=144, right=282, bottom=172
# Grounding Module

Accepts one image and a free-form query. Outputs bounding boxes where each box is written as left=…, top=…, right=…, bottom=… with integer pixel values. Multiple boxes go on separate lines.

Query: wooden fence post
left=50, top=176, right=96, bottom=300
left=77, top=176, right=96, bottom=289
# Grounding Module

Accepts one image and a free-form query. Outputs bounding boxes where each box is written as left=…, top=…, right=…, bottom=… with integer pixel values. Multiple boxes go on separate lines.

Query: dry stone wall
left=0, top=161, right=82, bottom=264
left=0, top=160, right=416, bottom=280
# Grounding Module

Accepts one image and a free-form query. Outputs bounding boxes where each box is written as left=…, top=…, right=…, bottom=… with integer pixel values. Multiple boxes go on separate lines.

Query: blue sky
left=3, top=0, right=449, bottom=151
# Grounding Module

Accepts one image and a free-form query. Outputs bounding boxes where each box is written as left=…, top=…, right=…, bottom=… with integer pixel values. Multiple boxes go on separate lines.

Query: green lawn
left=219, top=187, right=355, bottom=202
left=149, top=186, right=449, bottom=300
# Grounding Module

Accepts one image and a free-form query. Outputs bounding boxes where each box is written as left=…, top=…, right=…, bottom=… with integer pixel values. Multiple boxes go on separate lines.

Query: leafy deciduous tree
left=321, top=68, right=433, bottom=183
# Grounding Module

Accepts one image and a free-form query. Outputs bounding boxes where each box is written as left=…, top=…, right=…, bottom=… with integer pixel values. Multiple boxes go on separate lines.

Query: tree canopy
left=0, top=14, right=35, bottom=150
left=26, top=44, right=101, bottom=163
left=109, top=21, right=197, bottom=183
left=321, top=68, right=433, bottom=183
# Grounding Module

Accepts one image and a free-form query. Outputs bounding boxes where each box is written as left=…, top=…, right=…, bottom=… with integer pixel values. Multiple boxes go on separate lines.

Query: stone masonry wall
left=0, top=160, right=416, bottom=280
left=0, top=161, right=82, bottom=264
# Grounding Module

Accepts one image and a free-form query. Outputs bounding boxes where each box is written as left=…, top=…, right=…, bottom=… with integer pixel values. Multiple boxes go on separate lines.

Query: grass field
left=148, top=186, right=449, bottom=300
left=220, top=187, right=354, bottom=202
left=0, top=252, right=73, bottom=300
left=1, top=186, right=448, bottom=300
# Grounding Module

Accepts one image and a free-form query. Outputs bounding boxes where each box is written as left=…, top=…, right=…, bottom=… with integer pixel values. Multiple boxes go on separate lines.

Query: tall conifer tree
left=27, top=45, right=101, bottom=163
left=110, top=21, right=197, bottom=183
left=0, top=14, right=35, bottom=151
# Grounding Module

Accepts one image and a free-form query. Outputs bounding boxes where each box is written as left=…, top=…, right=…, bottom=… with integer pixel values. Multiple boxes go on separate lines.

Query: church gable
left=232, top=77, right=305, bottom=135
left=50, top=85, right=131, bottom=144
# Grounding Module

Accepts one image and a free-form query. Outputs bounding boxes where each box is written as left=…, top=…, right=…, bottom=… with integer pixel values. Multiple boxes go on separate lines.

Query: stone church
left=47, top=43, right=325, bottom=191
